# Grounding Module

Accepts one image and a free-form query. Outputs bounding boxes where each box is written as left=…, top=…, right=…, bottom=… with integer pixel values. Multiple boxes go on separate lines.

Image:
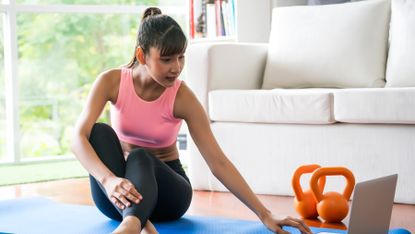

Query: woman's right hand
left=101, top=175, right=143, bottom=210
left=261, top=211, right=312, bottom=234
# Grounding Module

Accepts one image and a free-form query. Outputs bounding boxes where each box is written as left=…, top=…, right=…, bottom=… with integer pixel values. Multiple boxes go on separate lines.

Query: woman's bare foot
left=112, top=216, right=141, bottom=234
left=141, top=220, right=158, bottom=234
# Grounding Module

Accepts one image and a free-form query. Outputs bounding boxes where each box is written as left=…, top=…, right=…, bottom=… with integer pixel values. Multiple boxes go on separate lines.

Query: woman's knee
left=126, top=148, right=154, bottom=166
left=89, top=122, right=115, bottom=140
left=89, top=122, right=121, bottom=149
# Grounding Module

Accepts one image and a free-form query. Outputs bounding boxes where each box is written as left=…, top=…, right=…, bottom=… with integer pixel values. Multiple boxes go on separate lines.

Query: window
left=1, top=1, right=187, bottom=163
left=17, top=13, right=140, bottom=159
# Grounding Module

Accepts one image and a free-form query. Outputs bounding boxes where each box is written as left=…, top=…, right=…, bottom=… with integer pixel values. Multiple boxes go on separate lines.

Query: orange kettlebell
left=310, top=167, right=355, bottom=223
left=292, top=164, right=326, bottom=219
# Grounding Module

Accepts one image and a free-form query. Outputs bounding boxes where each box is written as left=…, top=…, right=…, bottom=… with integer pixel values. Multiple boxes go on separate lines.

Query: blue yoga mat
left=0, top=197, right=410, bottom=234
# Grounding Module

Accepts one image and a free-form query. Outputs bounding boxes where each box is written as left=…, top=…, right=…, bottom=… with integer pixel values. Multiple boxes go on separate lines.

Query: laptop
left=317, top=174, right=398, bottom=234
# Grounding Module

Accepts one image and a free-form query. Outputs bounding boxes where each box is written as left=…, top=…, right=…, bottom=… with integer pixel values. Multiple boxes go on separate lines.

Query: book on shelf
left=189, top=0, right=236, bottom=39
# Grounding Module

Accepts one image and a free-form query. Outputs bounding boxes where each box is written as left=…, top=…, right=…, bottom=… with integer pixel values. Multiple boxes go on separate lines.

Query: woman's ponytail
left=126, top=7, right=162, bottom=68
left=142, top=7, right=162, bottom=20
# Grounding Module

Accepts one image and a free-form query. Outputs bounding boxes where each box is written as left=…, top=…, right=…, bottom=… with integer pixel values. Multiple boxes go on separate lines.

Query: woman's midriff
left=120, top=141, right=179, bottom=162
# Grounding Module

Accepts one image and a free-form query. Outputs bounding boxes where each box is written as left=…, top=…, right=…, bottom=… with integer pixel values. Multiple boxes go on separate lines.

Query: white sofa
left=185, top=0, right=415, bottom=204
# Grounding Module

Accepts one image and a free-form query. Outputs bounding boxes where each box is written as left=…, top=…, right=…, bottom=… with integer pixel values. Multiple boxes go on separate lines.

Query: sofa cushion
left=385, top=0, right=415, bottom=87
left=262, top=0, right=390, bottom=89
left=334, top=88, right=415, bottom=124
left=208, top=89, right=335, bottom=124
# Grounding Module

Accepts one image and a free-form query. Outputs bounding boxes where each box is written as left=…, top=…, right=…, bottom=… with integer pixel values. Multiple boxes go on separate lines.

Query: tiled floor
left=0, top=178, right=414, bottom=232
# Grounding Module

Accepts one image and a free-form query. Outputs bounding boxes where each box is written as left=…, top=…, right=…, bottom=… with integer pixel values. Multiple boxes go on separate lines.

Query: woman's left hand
left=261, top=212, right=312, bottom=234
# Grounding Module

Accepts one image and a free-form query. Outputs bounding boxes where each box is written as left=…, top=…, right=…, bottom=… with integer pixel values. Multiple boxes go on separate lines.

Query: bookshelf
left=189, top=0, right=237, bottom=41
left=189, top=0, right=273, bottom=43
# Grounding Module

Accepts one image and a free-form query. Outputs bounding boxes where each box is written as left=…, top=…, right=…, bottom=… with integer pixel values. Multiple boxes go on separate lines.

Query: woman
left=71, top=7, right=312, bottom=234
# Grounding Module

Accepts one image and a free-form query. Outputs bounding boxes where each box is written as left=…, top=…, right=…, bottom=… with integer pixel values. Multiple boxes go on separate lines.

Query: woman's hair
left=126, top=7, right=187, bottom=68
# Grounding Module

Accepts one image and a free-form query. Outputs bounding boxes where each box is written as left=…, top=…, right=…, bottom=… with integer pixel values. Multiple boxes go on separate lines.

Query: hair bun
left=142, top=7, right=162, bottom=20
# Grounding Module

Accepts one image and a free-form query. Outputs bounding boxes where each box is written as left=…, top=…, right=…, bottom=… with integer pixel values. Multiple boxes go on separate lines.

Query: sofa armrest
left=185, top=42, right=268, bottom=110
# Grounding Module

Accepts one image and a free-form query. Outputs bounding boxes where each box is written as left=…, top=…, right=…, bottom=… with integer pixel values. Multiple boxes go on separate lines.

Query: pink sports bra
left=110, top=68, right=183, bottom=148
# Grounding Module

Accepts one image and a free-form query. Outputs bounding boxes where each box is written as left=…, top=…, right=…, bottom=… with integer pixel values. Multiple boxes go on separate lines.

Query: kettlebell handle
left=310, top=167, right=355, bottom=202
left=292, top=164, right=326, bottom=200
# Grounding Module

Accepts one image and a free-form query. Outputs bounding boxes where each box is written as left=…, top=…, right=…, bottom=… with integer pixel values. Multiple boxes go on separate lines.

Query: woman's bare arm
left=70, top=70, right=118, bottom=184
left=71, top=69, right=142, bottom=210
left=174, top=83, right=270, bottom=219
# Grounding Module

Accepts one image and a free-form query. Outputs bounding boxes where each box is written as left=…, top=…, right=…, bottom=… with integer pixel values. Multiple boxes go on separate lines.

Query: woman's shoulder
left=176, top=80, right=190, bottom=99
left=174, top=80, right=200, bottom=118
left=94, top=68, right=123, bottom=102
left=97, top=68, right=122, bottom=83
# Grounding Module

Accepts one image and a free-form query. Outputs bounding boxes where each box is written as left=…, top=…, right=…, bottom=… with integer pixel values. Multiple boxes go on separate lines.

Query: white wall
left=236, top=0, right=272, bottom=43
left=235, top=0, right=307, bottom=43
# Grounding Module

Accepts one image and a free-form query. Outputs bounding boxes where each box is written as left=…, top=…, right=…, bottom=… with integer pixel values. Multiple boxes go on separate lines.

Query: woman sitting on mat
left=71, top=7, right=311, bottom=234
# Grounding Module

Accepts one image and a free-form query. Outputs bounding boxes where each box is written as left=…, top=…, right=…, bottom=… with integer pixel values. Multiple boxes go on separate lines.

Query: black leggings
left=88, top=123, right=192, bottom=227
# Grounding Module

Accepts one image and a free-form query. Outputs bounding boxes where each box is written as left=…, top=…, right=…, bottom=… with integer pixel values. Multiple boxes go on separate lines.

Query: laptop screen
left=347, top=174, right=398, bottom=234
